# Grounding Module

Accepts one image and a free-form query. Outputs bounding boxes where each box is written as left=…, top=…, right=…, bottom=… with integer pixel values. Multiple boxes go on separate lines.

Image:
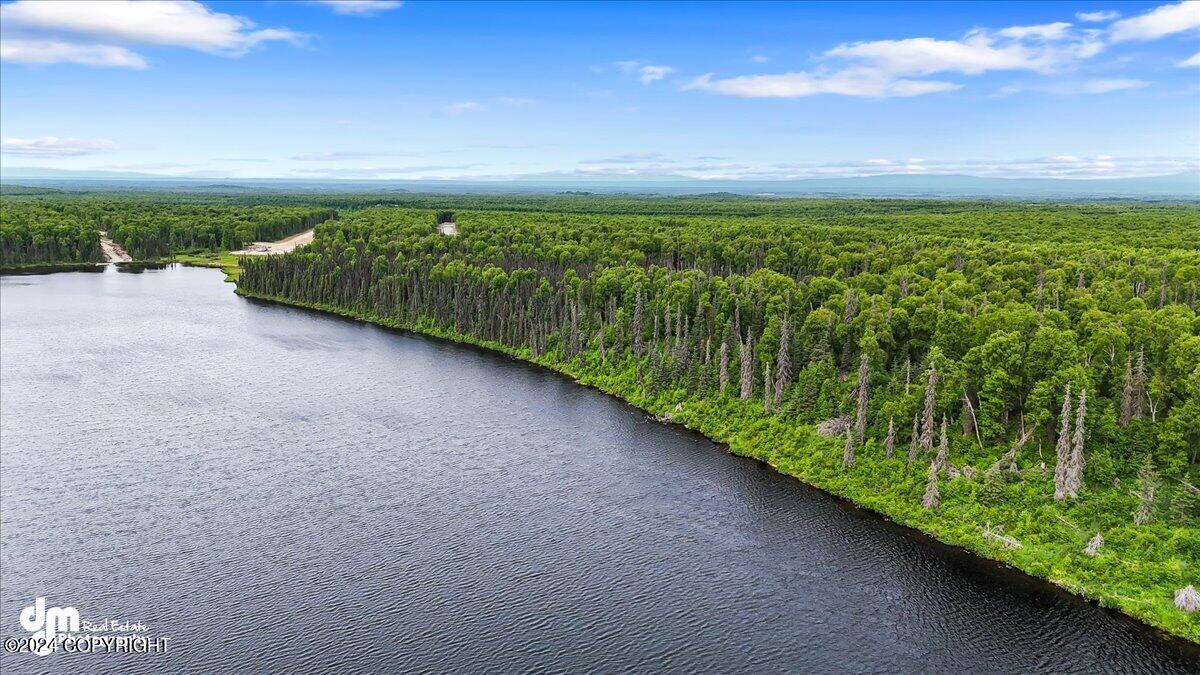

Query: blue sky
left=1, top=0, right=1197, bottom=180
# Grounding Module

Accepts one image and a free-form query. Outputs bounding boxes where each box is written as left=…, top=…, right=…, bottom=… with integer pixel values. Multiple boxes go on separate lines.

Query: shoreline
left=231, top=282, right=1200, bottom=647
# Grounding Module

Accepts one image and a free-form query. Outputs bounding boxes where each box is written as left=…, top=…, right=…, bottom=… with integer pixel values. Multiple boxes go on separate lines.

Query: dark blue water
left=1, top=266, right=1197, bottom=673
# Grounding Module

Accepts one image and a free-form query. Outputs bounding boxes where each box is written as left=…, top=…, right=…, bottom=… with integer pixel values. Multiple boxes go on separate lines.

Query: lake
left=1, top=265, right=1197, bottom=673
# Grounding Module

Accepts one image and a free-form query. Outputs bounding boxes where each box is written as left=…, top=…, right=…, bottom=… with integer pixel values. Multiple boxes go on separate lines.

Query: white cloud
left=1076, top=10, right=1121, bottom=23
left=691, top=16, right=1118, bottom=100
left=0, top=1, right=303, bottom=68
left=826, top=28, right=1103, bottom=77
left=685, top=69, right=960, bottom=99
left=1078, top=77, right=1149, bottom=93
left=497, top=96, right=538, bottom=106
left=638, top=64, right=674, bottom=84
left=996, top=22, right=1074, bottom=41
left=1109, top=1, right=1200, bottom=42
left=311, top=1, right=402, bottom=15
left=751, top=55, right=769, bottom=63
left=0, top=39, right=146, bottom=68
left=616, top=61, right=675, bottom=84
left=580, top=152, right=672, bottom=165
left=292, top=150, right=413, bottom=161
left=445, top=101, right=481, bottom=115
left=995, top=77, right=1150, bottom=96
left=1, top=136, right=117, bottom=156
left=1180, top=50, right=1200, bottom=66
left=527, top=154, right=1196, bottom=181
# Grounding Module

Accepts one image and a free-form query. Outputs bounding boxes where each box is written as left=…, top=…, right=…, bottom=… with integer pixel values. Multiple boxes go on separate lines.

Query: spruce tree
left=919, top=362, right=938, bottom=451
left=1053, top=384, right=1073, bottom=501
left=922, top=462, right=940, bottom=509
left=853, top=350, right=870, bottom=444
left=739, top=336, right=754, bottom=400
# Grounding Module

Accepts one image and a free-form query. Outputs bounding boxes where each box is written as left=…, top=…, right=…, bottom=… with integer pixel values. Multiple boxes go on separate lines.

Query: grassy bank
left=173, top=252, right=242, bottom=282
left=234, top=286, right=1199, bottom=645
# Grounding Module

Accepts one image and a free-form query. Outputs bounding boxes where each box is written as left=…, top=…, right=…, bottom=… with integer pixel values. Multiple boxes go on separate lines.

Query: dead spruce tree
left=853, top=351, right=870, bottom=444
left=774, top=317, right=791, bottom=405
left=934, top=415, right=949, bottom=475
left=1065, top=388, right=1087, bottom=497
left=1053, top=383, right=1074, bottom=501
left=922, top=462, right=940, bottom=509
left=908, top=410, right=921, bottom=462
left=919, top=362, right=938, bottom=452
left=884, top=416, right=896, bottom=458
left=843, top=427, right=855, bottom=468
left=632, top=290, right=645, bottom=359
left=739, top=336, right=754, bottom=400
left=763, top=361, right=773, bottom=412
left=1130, top=348, right=1146, bottom=421
left=718, top=339, right=730, bottom=394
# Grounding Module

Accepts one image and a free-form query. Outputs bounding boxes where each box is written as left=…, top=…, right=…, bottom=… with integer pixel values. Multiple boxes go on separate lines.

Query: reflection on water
left=1, top=265, right=1197, bottom=674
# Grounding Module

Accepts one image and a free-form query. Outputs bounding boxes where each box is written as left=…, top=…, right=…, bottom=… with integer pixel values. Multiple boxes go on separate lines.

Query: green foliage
left=25, top=193, right=1196, bottom=640
left=1, top=195, right=335, bottom=263
left=0, top=201, right=102, bottom=265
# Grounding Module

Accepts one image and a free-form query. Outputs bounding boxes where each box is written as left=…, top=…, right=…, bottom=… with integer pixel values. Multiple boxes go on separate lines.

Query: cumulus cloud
left=996, top=22, right=1075, bottom=41
left=1109, top=1, right=1200, bottom=42
left=1, top=136, right=117, bottom=156
left=445, top=101, right=481, bottom=115
left=310, top=1, right=402, bottom=15
left=0, top=1, right=304, bottom=68
left=687, top=3, right=1200, bottom=100
left=0, top=39, right=146, bottom=68
left=616, top=61, right=675, bottom=84
left=1180, top=51, right=1200, bottom=67
left=688, top=17, right=1111, bottom=99
left=685, top=70, right=961, bottom=99
left=826, top=26, right=1104, bottom=77
left=1076, top=10, right=1121, bottom=23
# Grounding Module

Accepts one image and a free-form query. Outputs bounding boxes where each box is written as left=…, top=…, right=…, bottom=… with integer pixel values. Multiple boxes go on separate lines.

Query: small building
left=438, top=222, right=459, bottom=236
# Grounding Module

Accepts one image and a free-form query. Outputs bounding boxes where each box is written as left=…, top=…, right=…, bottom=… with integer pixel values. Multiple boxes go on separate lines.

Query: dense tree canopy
left=4, top=190, right=1198, bottom=638
left=240, top=198, right=1200, bottom=639
left=0, top=196, right=334, bottom=265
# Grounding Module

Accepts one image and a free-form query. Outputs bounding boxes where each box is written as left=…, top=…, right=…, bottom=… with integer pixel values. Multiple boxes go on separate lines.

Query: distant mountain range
left=2, top=167, right=1197, bottom=199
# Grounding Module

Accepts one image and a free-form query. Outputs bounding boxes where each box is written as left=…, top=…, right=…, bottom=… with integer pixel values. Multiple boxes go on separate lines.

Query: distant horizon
left=4, top=167, right=1198, bottom=199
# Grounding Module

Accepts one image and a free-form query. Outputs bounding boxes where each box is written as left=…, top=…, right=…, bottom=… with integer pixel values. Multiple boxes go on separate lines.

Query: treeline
left=241, top=206, right=1200, bottom=476
left=84, top=201, right=336, bottom=258
left=0, top=201, right=102, bottom=266
left=0, top=197, right=336, bottom=262
left=240, top=202, right=1200, bottom=637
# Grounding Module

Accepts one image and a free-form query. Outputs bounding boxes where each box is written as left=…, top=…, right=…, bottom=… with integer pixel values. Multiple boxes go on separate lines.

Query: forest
left=2, top=190, right=1198, bottom=640
left=0, top=195, right=334, bottom=266
left=235, top=197, right=1200, bottom=640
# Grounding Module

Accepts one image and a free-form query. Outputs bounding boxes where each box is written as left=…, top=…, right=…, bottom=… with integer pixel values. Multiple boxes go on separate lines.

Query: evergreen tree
left=1054, top=384, right=1074, bottom=501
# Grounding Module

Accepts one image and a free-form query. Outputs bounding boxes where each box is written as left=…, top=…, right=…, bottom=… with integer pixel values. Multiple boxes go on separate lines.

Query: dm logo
left=19, top=597, right=79, bottom=656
